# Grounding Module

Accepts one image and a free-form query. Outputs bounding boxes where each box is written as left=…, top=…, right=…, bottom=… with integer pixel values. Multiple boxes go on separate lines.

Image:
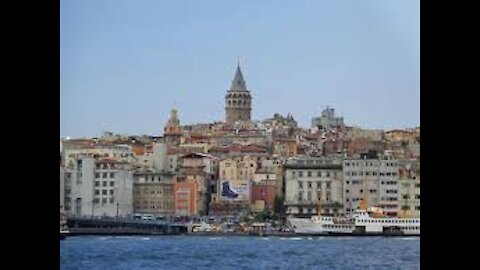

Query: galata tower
left=225, top=64, right=252, bottom=123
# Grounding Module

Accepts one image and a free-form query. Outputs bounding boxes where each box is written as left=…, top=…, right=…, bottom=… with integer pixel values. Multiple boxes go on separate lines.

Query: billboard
left=219, top=180, right=250, bottom=202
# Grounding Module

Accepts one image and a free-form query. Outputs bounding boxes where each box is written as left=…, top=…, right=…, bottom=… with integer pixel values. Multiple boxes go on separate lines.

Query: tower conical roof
left=230, top=64, right=247, bottom=91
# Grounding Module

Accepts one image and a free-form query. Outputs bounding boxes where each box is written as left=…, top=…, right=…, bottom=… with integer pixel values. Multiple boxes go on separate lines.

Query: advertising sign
left=219, top=180, right=250, bottom=201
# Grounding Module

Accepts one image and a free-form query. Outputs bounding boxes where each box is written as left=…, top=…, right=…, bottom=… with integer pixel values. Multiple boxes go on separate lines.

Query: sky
left=60, top=0, right=419, bottom=138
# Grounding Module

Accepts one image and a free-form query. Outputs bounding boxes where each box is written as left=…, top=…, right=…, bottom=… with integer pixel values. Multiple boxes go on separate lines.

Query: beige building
left=214, top=155, right=258, bottom=203
left=284, top=157, right=344, bottom=216
left=132, top=169, right=175, bottom=216
left=398, top=160, right=420, bottom=218
left=219, top=155, right=258, bottom=183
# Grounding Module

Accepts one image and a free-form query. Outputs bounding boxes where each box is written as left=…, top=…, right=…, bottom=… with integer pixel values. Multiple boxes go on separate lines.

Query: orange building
left=272, top=138, right=298, bottom=157
left=173, top=176, right=198, bottom=216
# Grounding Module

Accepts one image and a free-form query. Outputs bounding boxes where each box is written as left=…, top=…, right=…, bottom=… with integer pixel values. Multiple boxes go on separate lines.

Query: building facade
left=284, top=157, right=344, bottom=217
left=67, top=157, right=134, bottom=217
left=342, top=156, right=400, bottom=216
left=398, top=160, right=420, bottom=218
left=132, top=169, right=175, bottom=216
left=311, top=106, right=344, bottom=130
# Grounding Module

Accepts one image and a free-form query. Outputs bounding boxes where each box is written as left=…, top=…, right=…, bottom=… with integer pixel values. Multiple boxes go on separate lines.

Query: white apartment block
left=343, top=156, right=400, bottom=216
left=67, top=157, right=133, bottom=217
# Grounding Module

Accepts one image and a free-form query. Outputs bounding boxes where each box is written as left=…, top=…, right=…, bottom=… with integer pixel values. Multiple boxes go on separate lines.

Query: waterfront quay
left=67, top=216, right=188, bottom=235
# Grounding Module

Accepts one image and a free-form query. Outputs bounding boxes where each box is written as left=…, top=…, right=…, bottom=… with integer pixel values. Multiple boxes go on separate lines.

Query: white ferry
left=288, top=203, right=420, bottom=236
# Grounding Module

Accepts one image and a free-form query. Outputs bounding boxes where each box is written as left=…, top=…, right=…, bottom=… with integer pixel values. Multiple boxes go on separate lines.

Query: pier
left=66, top=216, right=188, bottom=235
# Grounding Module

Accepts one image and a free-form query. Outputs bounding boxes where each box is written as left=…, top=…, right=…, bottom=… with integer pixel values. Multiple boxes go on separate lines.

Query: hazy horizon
left=61, top=0, right=419, bottom=138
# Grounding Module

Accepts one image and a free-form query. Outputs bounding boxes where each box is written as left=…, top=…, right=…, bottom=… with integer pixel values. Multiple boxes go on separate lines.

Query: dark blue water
left=61, top=235, right=419, bottom=270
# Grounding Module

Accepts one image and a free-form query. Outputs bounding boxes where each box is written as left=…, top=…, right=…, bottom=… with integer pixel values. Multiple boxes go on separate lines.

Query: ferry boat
left=288, top=201, right=420, bottom=236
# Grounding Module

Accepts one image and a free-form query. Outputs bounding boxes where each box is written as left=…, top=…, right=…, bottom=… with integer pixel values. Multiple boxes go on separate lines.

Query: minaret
left=225, top=63, right=252, bottom=123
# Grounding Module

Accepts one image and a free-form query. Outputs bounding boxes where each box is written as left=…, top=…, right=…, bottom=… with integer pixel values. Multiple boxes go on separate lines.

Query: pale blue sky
left=60, top=0, right=419, bottom=138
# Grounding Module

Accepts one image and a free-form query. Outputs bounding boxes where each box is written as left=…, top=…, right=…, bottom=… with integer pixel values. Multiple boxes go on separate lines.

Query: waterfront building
left=342, top=155, right=400, bottom=216
left=60, top=166, right=65, bottom=208
left=173, top=175, right=199, bottom=216
left=67, top=157, right=133, bottom=217
left=250, top=182, right=277, bottom=213
left=398, top=160, right=420, bottom=218
left=284, top=156, right=344, bottom=217
left=132, top=169, right=175, bottom=216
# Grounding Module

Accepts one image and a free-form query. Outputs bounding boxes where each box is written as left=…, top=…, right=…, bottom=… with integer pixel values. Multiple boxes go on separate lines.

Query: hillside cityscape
left=60, top=64, right=420, bottom=230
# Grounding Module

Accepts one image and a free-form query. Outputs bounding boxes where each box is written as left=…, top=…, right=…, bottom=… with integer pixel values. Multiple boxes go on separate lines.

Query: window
left=415, top=206, right=420, bottom=210
left=298, top=181, right=303, bottom=189
left=359, top=171, right=363, bottom=176
left=403, top=195, right=410, bottom=199
left=95, top=173, right=100, bottom=178
left=95, top=190, right=100, bottom=195
left=345, top=172, right=350, bottom=176
left=298, top=191, right=303, bottom=201
left=103, top=181, right=107, bottom=187
left=103, top=173, right=108, bottom=178
left=402, top=206, right=410, bottom=210
left=308, top=181, right=312, bottom=188
left=110, top=181, right=114, bottom=187
left=415, top=184, right=420, bottom=188
left=326, top=182, right=331, bottom=189
left=326, top=172, right=330, bottom=177
left=110, top=198, right=114, bottom=203
left=110, top=190, right=114, bottom=195
left=346, top=189, right=350, bottom=193
left=415, top=195, right=420, bottom=199
left=360, top=189, right=363, bottom=193
left=373, top=172, right=377, bottom=176
left=102, top=198, right=107, bottom=204
left=110, top=173, right=115, bottom=178
left=102, top=190, right=107, bottom=195
left=346, top=181, right=350, bottom=184
left=307, top=171, right=312, bottom=177
left=317, top=172, right=321, bottom=177
left=292, top=171, right=296, bottom=176
left=299, top=171, right=303, bottom=177
left=365, top=172, right=370, bottom=176
left=94, top=198, right=100, bottom=203
left=95, top=181, right=100, bottom=187
left=307, top=191, right=312, bottom=201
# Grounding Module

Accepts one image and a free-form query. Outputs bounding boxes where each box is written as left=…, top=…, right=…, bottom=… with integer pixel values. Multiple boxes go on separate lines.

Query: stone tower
left=163, top=109, right=182, bottom=145
left=225, top=64, right=252, bottom=123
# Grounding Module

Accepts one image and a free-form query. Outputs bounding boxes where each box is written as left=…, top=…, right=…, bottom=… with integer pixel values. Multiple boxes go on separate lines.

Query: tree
left=274, top=195, right=285, bottom=217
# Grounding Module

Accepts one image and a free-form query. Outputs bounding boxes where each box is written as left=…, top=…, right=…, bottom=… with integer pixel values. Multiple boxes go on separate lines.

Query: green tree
left=274, top=195, right=285, bottom=217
